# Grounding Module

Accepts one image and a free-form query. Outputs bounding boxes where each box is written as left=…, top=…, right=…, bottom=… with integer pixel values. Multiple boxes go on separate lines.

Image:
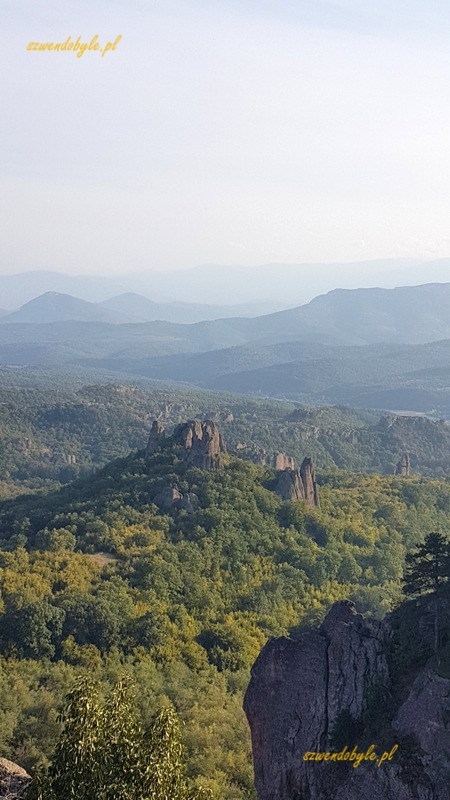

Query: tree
left=403, top=532, right=450, bottom=662
left=26, top=676, right=213, bottom=800
left=101, top=676, right=144, bottom=800
left=47, top=677, right=104, bottom=800
left=403, top=533, right=450, bottom=596
left=142, top=706, right=194, bottom=800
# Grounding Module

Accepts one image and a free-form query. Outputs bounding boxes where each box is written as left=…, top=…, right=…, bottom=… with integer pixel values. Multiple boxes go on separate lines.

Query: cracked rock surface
left=244, top=600, right=449, bottom=800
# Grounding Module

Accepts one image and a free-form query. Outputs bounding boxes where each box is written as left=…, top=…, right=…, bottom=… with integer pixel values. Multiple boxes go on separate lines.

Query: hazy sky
left=2, top=1, right=450, bottom=275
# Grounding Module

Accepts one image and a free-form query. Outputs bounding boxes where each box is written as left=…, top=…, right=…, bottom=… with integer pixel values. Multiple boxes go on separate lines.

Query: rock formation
left=152, top=483, right=183, bottom=511
left=146, top=418, right=226, bottom=471
left=152, top=483, right=198, bottom=513
left=244, top=600, right=450, bottom=800
left=234, top=443, right=269, bottom=465
left=0, top=758, right=30, bottom=799
left=300, top=457, right=320, bottom=507
left=172, top=419, right=226, bottom=471
left=146, top=420, right=166, bottom=459
left=274, top=469, right=305, bottom=502
left=395, top=451, right=411, bottom=477
left=274, top=457, right=320, bottom=507
left=273, top=452, right=296, bottom=471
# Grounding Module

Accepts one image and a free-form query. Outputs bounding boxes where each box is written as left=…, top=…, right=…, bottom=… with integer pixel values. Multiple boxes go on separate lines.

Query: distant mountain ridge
left=1, top=283, right=450, bottom=346
left=3, top=293, right=124, bottom=324
left=1, top=257, right=449, bottom=308
left=1, top=283, right=450, bottom=416
left=246, top=282, right=450, bottom=345
left=98, top=292, right=280, bottom=323
left=0, top=291, right=284, bottom=325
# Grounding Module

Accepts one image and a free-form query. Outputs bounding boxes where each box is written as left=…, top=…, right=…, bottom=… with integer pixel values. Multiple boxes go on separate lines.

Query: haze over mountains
left=2, top=282, right=450, bottom=343
left=0, top=280, right=449, bottom=417
left=1, top=291, right=280, bottom=325
left=1, top=257, right=449, bottom=308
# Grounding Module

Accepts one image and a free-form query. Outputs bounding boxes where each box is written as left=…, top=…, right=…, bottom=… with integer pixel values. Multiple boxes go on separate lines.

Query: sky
left=1, top=1, right=450, bottom=275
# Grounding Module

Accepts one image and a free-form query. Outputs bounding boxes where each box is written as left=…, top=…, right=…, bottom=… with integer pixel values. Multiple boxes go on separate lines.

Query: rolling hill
left=99, top=292, right=282, bottom=323
left=2, top=258, right=449, bottom=307
left=0, top=416, right=449, bottom=796
left=0, top=283, right=450, bottom=416
left=0, top=383, right=449, bottom=502
left=2, top=292, right=124, bottom=324
left=187, top=282, right=450, bottom=347
left=0, top=291, right=283, bottom=326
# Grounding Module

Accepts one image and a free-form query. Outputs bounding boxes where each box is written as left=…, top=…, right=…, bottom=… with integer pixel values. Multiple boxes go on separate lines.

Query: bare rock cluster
left=172, top=419, right=226, bottom=471
left=146, top=418, right=226, bottom=471
left=273, top=452, right=296, bottom=471
left=274, top=457, right=320, bottom=507
left=0, top=759, right=30, bottom=799
left=146, top=420, right=320, bottom=506
left=152, top=484, right=198, bottom=514
left=244, top=600, right=449, bottom=800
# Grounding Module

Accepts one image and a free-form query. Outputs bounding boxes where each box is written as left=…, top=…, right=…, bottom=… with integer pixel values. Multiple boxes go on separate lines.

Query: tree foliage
left=402, top=532, right=450, bottom=597
left=1, top=430, right=449, bottom=798
left=27, top=676, right=212, bottom=800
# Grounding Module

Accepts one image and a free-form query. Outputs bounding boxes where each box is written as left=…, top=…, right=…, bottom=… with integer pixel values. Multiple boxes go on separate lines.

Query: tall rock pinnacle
left=274, top=457, right=320, bottom=507
left=172, top=419, right=226, bottom=471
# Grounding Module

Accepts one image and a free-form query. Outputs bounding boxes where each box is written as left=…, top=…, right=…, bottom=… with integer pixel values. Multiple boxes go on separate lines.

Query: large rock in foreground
left=244, top=600, right=449, bottom=800
left=0, top=759, right=30, bottom=799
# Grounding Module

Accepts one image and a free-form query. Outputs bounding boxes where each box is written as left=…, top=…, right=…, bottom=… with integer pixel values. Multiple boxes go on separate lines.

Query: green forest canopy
left=0, top=432, right=449, bottom=799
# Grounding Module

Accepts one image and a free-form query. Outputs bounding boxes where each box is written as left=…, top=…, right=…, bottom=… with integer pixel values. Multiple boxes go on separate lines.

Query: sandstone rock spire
left=395, top=451, right=410, bottom=476
left=172, top=419, right=226, bottom=471
left=274, top=457, right=320, bottom=507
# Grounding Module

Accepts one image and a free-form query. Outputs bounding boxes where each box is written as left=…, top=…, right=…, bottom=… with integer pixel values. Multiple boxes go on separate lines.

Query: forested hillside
left=1, top=384, right=450, bottom=499
left=0, top=433, right=449, bottom=798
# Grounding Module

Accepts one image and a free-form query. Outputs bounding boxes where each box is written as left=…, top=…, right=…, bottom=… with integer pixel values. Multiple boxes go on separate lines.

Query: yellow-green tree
left=26, top=676, right=212, bottom=800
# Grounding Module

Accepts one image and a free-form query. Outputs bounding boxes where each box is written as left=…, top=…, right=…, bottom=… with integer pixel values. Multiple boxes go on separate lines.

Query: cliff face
left=172, top=419, right=226, bottom=470
left=145, top=418, right=226, bottom=471
left=300, top=457, right=320, bottom=507
left=274, top=457, right=320, bottom=507
left=244, top=600, right=449, bottom=800
left=146, top=419, right=166, bottom=457
left=273, top=452, right=296, bottom=471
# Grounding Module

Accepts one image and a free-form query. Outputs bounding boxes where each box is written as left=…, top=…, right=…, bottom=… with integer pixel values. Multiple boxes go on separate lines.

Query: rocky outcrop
left=146, top=420, right=166, bottom=459
left=274, top=457, right=320, bottom=507
left=300, top=457, right=320, bottom=507
left=172, top=420, right=226, bottom=471
left=152, top=484, right=183, bottom=511
left=244, top=600, right=450, bottom=800
left=234, top=443, right=269, bottom=465
left=0, top=759, right=30, bottom=798
left=152, top=484, right=198, bottom=513
left=205, top=411, right=234, bottom=424
left=145, top=418, right=226, bottom=471
left=395, top=452, right=411, bottom=477
left=273, top=452, right=296, bottom=471
left=274, top=469, right=305, bottom=501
